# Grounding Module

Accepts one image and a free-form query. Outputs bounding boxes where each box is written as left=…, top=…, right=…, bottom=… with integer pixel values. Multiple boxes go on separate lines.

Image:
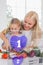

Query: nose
left=15, top=28, right=16, bottom=30
left=15, top=28, right=17, bottom=30
left=25, top=23, right=29, bottom=26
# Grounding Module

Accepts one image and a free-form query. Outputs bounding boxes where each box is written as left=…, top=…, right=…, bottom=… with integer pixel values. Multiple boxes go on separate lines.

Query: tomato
left=2, top=53, right=9, bottom=59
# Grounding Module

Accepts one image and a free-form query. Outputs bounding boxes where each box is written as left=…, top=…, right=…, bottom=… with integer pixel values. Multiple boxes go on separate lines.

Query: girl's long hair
left=7, top=18, right=22, bottom=31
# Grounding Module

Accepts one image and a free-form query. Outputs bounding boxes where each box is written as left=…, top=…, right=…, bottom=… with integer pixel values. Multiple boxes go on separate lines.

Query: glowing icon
left=10, top=36, right=27, bottom=52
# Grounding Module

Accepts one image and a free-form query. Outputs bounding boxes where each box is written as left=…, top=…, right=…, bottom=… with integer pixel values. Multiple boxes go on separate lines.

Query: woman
left=22, top=11, right=41, bottom=51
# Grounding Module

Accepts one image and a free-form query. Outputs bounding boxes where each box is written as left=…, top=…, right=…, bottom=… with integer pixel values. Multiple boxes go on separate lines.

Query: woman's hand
left=23, top=45, right=34, bottom=52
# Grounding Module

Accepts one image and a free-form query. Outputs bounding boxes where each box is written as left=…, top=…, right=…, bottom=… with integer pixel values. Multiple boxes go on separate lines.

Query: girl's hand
left=2, top=43, right=11, bottom=50
left=2, top=39, right=11, bottom=50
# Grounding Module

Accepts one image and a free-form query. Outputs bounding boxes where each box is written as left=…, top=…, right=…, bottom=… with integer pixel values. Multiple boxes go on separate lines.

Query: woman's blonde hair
left=24, top=11, right=42, bottom=46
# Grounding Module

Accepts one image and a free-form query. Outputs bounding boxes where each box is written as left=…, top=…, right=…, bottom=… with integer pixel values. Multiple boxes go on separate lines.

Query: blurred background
left=0, top=0, right=42, bottom=32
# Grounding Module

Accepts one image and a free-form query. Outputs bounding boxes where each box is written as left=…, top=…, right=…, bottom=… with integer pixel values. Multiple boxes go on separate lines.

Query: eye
left=10, top=28, right=14, bottom=30
left=25, top=21, right=27, bottom=23
left=28, top=23, right=31, bottom=25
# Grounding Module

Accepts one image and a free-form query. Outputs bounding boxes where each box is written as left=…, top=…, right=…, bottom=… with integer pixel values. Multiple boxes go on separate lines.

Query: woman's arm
left=23, top=42, right=37, bottom=52
left=0, top=29, right=7, bottom=42
left=0, top=29, right=11, bottom=50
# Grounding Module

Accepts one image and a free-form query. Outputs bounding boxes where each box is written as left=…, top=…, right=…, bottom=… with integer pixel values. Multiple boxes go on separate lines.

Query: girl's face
left=23, top=17, right=36, bottom=30
left=9, top=24, right=20, bottom=33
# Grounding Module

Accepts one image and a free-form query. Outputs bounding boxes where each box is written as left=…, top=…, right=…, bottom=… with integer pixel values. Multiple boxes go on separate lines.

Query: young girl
left=0, top=18, right=27, bottom=65
left=0, top=18, right=23, bottom=50
left=2, top=18, right=22, bottom=50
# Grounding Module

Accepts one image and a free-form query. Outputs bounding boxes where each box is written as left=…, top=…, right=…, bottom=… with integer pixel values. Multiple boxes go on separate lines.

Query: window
left=7, top=0, right=41, bottom=20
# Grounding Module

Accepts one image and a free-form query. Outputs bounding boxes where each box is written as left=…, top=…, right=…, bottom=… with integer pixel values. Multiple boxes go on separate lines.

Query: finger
left=2, top=46, right=6, bottom=50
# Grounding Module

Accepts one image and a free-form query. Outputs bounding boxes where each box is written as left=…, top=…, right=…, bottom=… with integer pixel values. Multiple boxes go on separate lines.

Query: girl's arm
left=0, top=29, right=11, bottom=50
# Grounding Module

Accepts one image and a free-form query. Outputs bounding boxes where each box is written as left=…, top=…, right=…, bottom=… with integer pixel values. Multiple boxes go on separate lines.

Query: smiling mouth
left=24, top=25, right=29, bottom=29
left=24, top=25, right=31, bottom=30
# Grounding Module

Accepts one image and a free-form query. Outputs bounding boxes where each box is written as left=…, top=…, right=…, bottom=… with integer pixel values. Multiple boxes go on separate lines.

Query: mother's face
left=23, top=17, right=36, bottom=30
